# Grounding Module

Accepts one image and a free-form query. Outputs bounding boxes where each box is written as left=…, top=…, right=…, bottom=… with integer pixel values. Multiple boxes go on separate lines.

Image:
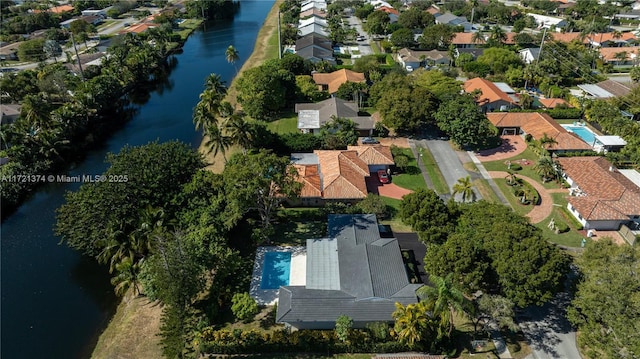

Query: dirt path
left=488, top=171, right=555, bottom=224
left=198, top=0, right=284, bottom=173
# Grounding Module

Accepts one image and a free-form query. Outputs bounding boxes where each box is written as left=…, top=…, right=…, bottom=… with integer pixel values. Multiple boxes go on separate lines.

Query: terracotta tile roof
left=599, top=46, right=640, bottom=62
left=347, top=145, right=394, bottom=165
left=557, top=157, right=640, bottom=221
left=293, top=164, right=322, bottom=197
left=312, top=69, right=366, bottom=94
left=378, top=6, right=399, bottom=15
left=452, top=32, right=476, bottom=44
left=588, top=32, right=637, bottom=44
left=464, top=77, right=515, bottom=106
left=425, top=7, right=440, bottom=15
left=486, top=112, right=592, bottom=151
left=548, top=32, right=583, bottom=43
left=48, top=5, right=75, bottom=13
left=119, top=23, right=158, bottom=34
left=315, top=150, right=370, bottom=199
left=539, top=98, right=572, bottom=108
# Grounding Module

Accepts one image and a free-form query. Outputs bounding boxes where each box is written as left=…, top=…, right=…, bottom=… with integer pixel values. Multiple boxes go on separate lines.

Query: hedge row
left=198, top=328, right=408, bottom=355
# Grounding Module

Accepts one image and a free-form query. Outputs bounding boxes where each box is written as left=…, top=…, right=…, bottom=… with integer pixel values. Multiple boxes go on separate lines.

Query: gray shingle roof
left=295, top=98, right=374, bottom=130
left=296, top=33, right=332, bottom=52
left=277, top=214, right=421, bottom=325
left=295, top=46, right=335, bottom=64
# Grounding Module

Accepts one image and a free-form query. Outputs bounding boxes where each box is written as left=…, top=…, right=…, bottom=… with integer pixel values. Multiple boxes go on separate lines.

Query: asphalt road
left=416, top=138, right=481, bottom=201
left=345, top=15, right=373, bottom=56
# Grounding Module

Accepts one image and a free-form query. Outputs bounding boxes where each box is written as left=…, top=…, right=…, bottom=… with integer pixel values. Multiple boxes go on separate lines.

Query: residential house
left=450, top=32, right=516, bottom=48
left=276, top=214, right=422, bottom=330
left=370, top=0, right=393, bottom=9
left=455, top=47, right=485, bottom=60
left=60, top=15, right=103, bottom=29
left=396, top=48, right=450, bottom=68
left=290, top=146, right=394, bottom=204
left=295, top=97, right=374, bottom=135
left=65, top=52, right=107, bottom=74
left=35, top=4, right=75, bottom=14
left=434, top=12, right=472, bottom=31
left=299, top=8, right=327, bottom=18
left=299, top=16, right=328, bottom=29
left=586, top=32, right=638, bottom=47
left=528, top=13, right=568, bottom=31
left=299, top=23, right=329, bottom=37
left=577, top=79, right=635, bottom=99
left=301, top=1, right=327, bottom=12
left=119, top=23, right=159, bottom=35
left=538, top=98, right=572, bottom=109
left=464, top=77, right=518, bottom=111
left=312, top=69, right=366, bottom=94
left=591, top=135, right=627, bottom=153
left=519, top=47, right=541, bottom=64
left=424, top=5, right=440, bottom=16
left=0, top=104, right=21, bottom=125
left=486, top=112, right=592, bottom=152
left=0, top=42, right=21, bottom=61
left=557, top=157, right=640, bottom=231
left=377, top=6, right=399, bottom=16
left=295, top=46, right=336, bottom=64
left=598, top=46, right=640, bottom=65
left=81, top=7, right=112, bottom=18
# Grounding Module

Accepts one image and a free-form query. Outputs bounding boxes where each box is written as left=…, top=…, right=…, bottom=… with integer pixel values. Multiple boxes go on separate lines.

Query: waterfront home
left=276, top=214, right=422, bottom=329
left=295, top=97, right=374, bottom=135
left=298, top=23, right=329, bottom=37
left=312, top=69, right=365, bottom=94
left=290, top=146, right=393, bottom=204
left=557, top=157, right=640, bottom=231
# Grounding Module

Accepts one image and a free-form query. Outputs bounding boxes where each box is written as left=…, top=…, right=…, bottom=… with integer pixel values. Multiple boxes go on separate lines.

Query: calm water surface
left=0, top=1, right=274, bottom=357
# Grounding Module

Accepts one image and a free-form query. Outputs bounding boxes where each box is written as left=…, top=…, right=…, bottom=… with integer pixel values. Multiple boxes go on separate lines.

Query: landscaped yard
left=265, top=113, right=298, bottom=134
left=378, top=196, right=413, bottom=232
left=390, top=148, right=427, bottom=191
left=270, top=208, right=327, bottom=245
left=482, top=147, right=562, bottom=190
left=533, top=193, right=591, bottom=248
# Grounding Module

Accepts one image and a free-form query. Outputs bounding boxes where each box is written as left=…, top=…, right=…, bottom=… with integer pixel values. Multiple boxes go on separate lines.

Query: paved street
left=415, top=138, right=481, bottom=201
left=519, top=291, right=581, bottom=359
left=345, top=15, right=373, bottom=56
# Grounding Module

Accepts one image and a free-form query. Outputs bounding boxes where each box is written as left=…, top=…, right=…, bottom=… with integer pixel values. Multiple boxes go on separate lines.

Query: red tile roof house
left=289, top=146, right=394, bottom=206
left=464, top=77, right=519, bottom=112
left=486, top=112, right=593, bottom=153
left=557, top=157, right=640, bottom=231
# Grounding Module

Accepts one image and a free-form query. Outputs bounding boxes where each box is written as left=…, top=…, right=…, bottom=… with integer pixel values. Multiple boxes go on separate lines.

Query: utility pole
left=70, top=32, right=85, bottom=81
left=538, top=27, right=547, bottom=61
left=277, top=10, right=282, bottom=59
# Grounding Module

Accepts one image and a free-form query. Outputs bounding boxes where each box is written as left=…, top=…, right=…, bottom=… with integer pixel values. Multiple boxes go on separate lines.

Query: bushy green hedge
left=555, top=221, right=570, bottom=233
left=555, top=151, right=600, bottom=157
left=509, top=163, right=522, bottom=171
left=198, top=328, right=408, bottom=354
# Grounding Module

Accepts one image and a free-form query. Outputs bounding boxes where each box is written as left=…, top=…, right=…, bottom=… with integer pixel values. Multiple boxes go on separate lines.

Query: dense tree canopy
left=568, top=240, right=640, bottom=358
left=435, top=94, right=496, bottom=148
left=398, top=7, right=435, bottom=30
left=400, top=189, right=455, bottom=244
left=236, top=60, right=295, bottom=120
left=419, top=24, right=455, bottom=50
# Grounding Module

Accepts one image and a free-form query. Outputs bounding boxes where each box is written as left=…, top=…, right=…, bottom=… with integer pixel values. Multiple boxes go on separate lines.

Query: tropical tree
left=472, top=31, right=485, bottom=45
left=488, top=25, right=507, bottom=46
left=392, top=301, right=435, bottom=350
left=110, top=256, right=141, bottom=296
left=452, top=176, right=476, bottom=203
left=225, top=45, right=239, bottom=75
left=417, top=273, right=472, bottom=338
left=193, top=103, right=217, bottom=131
left=204, top=123, right=231, bottom=163
left=534, top=156, right=561, bottom=183
left=225, top=112, right=253, bottom=154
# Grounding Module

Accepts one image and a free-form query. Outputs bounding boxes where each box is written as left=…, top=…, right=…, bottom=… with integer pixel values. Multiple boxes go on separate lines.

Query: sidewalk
left=409, top=139, right=436, bottom=191
left=488, top=320, right=513, bottom=359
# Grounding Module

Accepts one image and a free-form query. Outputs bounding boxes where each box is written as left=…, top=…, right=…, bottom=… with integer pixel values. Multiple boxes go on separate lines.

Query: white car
left=405, top=65, right=414, bottom=72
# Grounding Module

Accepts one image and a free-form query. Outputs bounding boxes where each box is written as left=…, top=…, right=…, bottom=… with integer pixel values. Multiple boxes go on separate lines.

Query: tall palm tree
left=225, top=45, right=239, bottom=75
left=537, top=132, right=558, bottom=155
left=110, top=257, right=141, bottom=296
left=225, top=112, right=253, bottom=154
left=452, top=176, right=476, bottom=203
left=489, top=25, right=507, bottom=46
left=418, top=273, right=472, bottom=338
left=472, top=30, right=485, bottom=45
left=204, top=73, right=227, bottom=97
left=204, top=123, right=231, bottom=163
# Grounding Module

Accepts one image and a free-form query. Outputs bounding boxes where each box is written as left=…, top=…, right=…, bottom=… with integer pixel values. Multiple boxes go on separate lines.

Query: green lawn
left=175, top=19, right=203, bottom=40
left=379, top=197, right=413, bottom=232
left=482, top=147, right=562, bottom=190
left=391, top=148, right=427, bottom=191
left=417, top=145, right=450, bottom=194
left=266, top=113, right=298, bottom=134
left=473, top=178, right=502, bottom=204
left=493, top=178, right=537, bottom=217
left=270, top=208, right=327, bottom=245
left=534, top=193, right=591, bottom=248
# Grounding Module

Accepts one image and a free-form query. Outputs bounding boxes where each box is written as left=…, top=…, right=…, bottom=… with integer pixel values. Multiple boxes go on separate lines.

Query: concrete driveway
left=345, top=16, right=373, bottom=56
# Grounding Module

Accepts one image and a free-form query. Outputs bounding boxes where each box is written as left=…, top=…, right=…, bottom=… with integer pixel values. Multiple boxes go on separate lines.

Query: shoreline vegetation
left=90, top=1, right=283, bottom=357
left=198, top=0, right=285, bottom=173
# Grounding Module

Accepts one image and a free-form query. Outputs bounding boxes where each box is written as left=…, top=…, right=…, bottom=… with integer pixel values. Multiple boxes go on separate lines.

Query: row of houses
left=294, top=0, right=334, bottom=64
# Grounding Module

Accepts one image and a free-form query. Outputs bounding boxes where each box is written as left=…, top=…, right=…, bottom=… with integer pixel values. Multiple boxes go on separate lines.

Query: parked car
left=361, top=137, right=379, bottom=144
left=356, top=35, right=366, bottom=41
left=405, top=65, right=413, bottom=72
left=377, top=170, right=390, bottom=184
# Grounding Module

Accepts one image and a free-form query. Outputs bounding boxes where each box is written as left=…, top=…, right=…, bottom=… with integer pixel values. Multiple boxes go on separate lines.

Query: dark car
left=361, top=137, right=379, bottom=144
left=377, top=170, right=390, bottom=184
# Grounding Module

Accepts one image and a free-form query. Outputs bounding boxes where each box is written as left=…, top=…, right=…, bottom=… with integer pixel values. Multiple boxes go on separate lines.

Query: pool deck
left=250, top=246, right=306, bottom=305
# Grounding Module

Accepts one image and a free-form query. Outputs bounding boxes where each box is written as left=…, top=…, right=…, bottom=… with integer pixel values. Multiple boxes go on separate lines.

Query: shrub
left=509, top=163, right=522, bottom=171
left=544, top=108, right=582, bottom=119
left=366, top=322, right=391, bottom=341
left=231, top=292, right=259, bottom=322
left=555, top=221, right=569, bottom=233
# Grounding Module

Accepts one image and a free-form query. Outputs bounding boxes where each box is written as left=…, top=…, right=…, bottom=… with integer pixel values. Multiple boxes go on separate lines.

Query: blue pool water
left=261, top=252, right=291, bottom=289
left=563, top=125, right=596, bottom=145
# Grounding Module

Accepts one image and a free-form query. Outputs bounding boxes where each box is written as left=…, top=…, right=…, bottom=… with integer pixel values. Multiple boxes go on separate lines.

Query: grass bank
left=199, top=0, right=285, bottom=172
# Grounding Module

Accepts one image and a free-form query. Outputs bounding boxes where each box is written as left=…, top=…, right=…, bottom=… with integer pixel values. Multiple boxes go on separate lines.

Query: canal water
left=0, top=1, right=274, bottom=357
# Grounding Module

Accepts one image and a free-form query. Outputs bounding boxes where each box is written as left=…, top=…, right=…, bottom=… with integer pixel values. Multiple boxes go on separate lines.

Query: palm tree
left=225, top=45, right=239, bottom=75
left=489, top=26, right=507, bottom=46
left=392, top=301, right=434, bottom=350
left=418, top=273, right=472, bottom=339
left=472, top=31, right=485, bottom=45
left=204, top=73, right=227, bottom=96
left=110, top=257, right=141, bottom=296
left=534, top=156, right=558, bottom=183
left=452, top=176, right=476, bottom=203
left=537, top=132, right=558, bottom=155
left=193, top=103, right=217, bottom=132
left=225, top=112, right=253, bottom=154
left=614, top=51, right=628, bottom=66
left=204, top=123, right=231, bottom=163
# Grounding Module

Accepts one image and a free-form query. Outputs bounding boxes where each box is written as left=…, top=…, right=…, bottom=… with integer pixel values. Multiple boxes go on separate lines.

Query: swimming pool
left=260, top=252, right=291, bottom=289
left=562, top=125, right=596, bottom=145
